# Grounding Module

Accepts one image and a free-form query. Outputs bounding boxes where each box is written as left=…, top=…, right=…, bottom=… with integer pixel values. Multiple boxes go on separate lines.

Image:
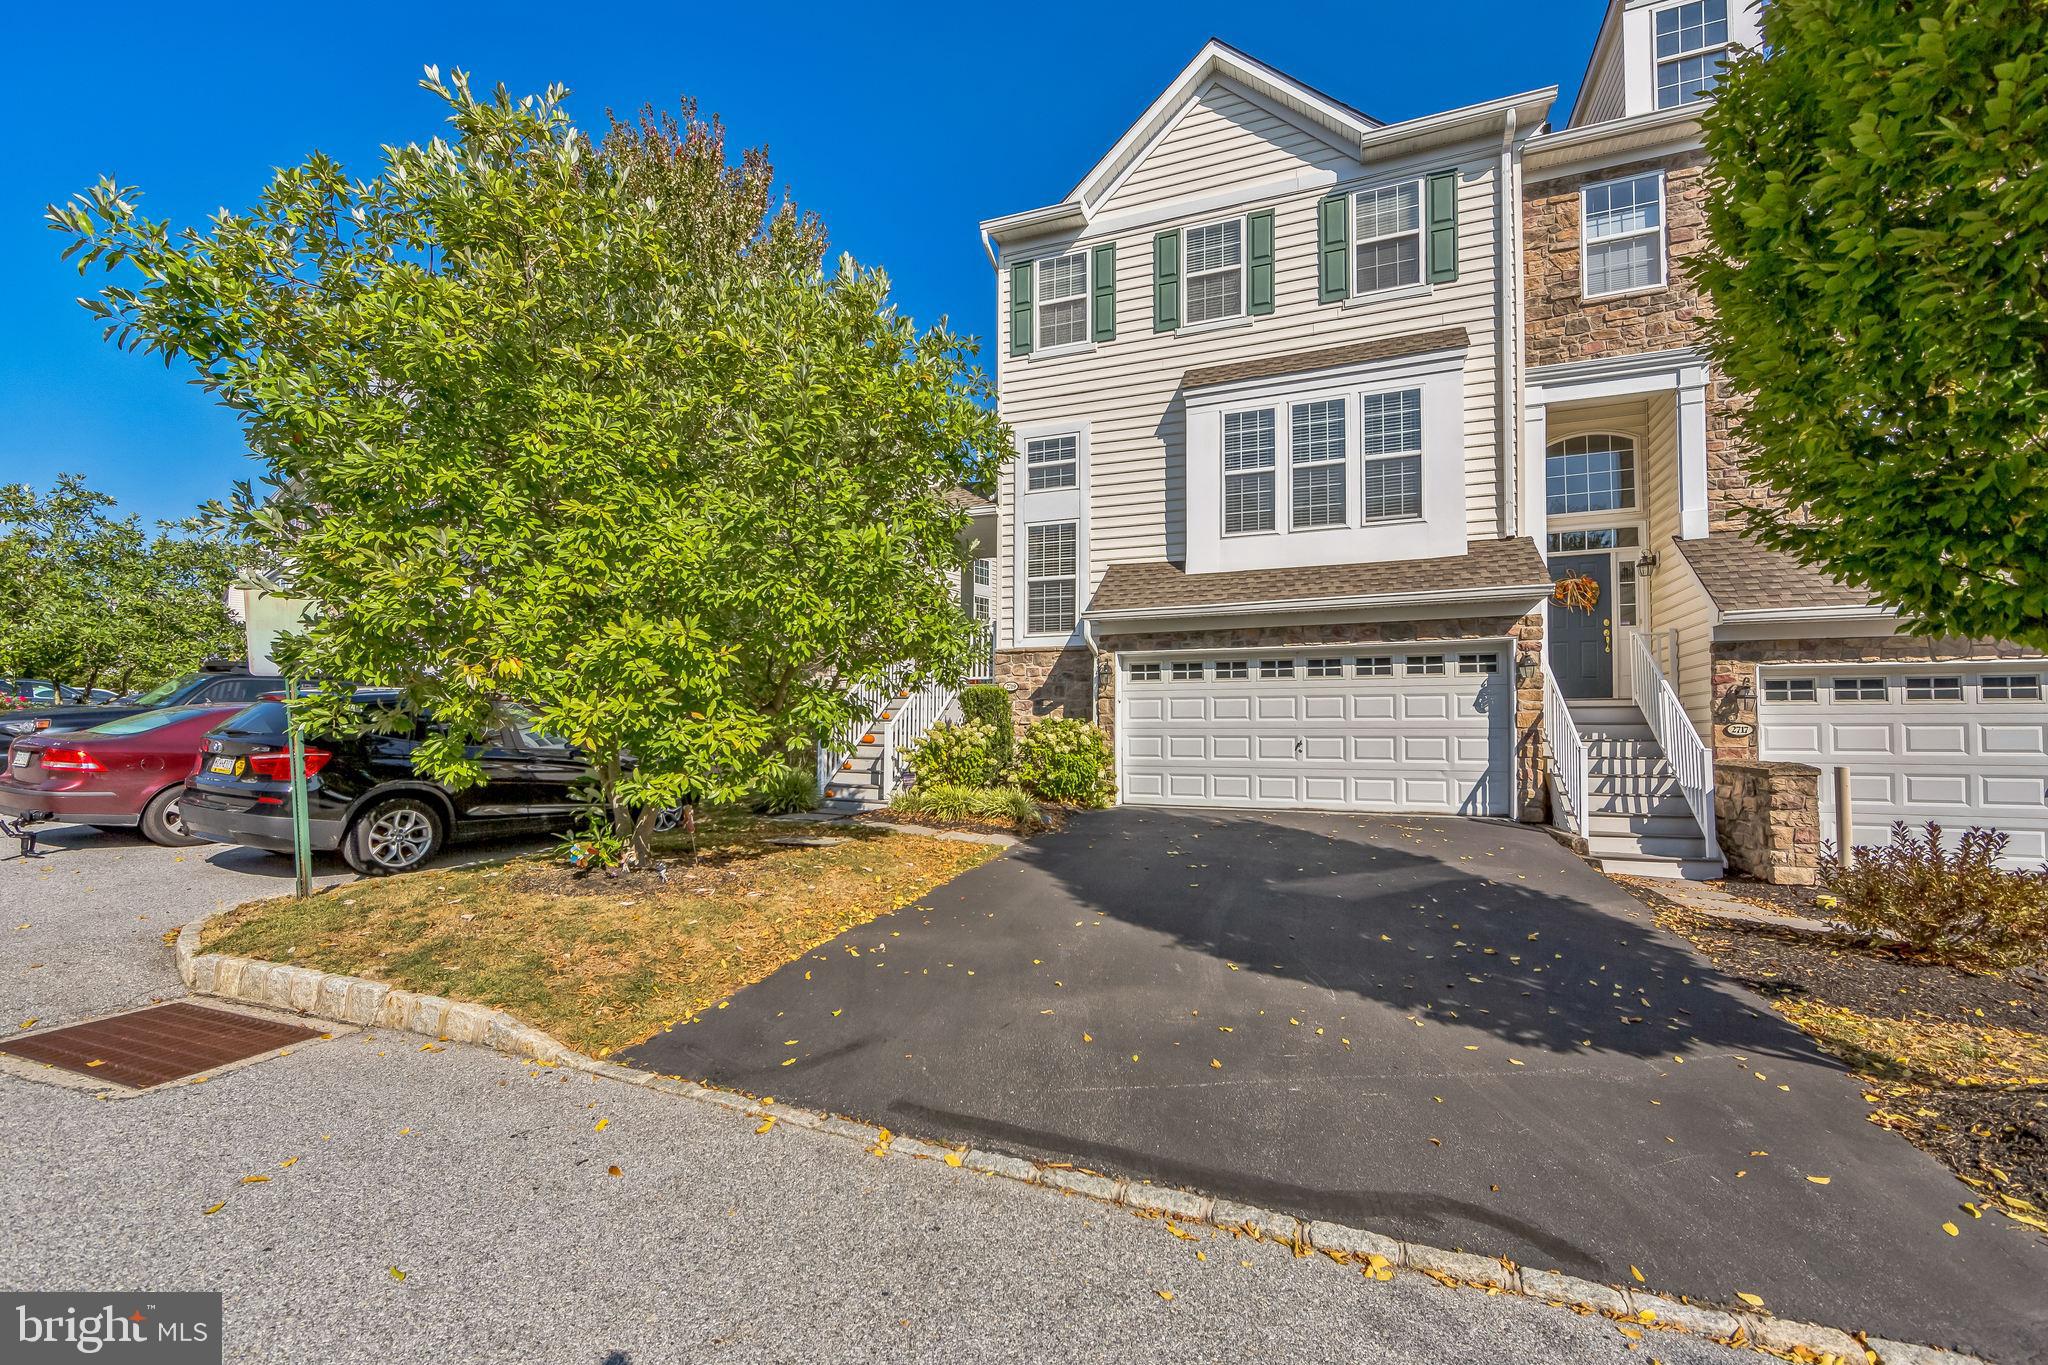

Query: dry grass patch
left=201, top=813, right=996, bottom=1056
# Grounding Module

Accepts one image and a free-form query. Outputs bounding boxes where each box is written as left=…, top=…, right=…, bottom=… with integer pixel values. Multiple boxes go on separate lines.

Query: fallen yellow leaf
left=1941, top=1221, right=1959, bottom=1236
left=1736, top=1292, right=1765, bottom=1307
left=1157, top=1290, right=1174, bottom=1301
left=594, top=1118, right=609, bottom=1132
left=1806, top=1176, right=1831, bottom=1185
left=608, top=1165, right=623, bottom=1177
left=1630, top=1265, right=1645, bottom=1283
left=202, top=1202, right=225, bottom=1216
left=240, top=1175, right=270, bottom=1184
left=1211, top=1059, right=1222, bottom=1069
left=389, top=1267, right=406, bottom=1282
left=943, top=1151, right=963, bottom=1168
left=755, top=1117, right=776, bottom=1134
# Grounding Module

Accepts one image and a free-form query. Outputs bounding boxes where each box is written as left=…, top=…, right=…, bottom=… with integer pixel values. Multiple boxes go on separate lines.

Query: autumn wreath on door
left=1552, top=573, right=1602, bottom=613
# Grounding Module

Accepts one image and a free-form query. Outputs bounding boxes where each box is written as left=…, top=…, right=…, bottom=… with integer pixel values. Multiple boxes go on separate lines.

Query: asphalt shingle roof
left=1672, top=535, right=1872, bottom=613
left=1182, top=327, right=1468, bottom=391
left=1086, top=537, right=1550, bottom=616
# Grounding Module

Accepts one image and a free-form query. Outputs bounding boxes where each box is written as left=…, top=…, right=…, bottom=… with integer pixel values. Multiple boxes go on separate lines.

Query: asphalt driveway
left=625, top=808, right=2048, bottom=1361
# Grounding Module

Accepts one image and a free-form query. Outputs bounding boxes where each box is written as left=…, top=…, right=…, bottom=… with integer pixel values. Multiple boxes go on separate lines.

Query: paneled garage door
left=1756, top=663, right=2048, bottom=867
left=1120, top=648, right=1512, bottom=814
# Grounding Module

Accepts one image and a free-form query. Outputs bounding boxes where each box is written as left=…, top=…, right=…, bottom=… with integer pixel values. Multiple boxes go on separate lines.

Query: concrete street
left=0, top=824, right=1756, bottom=1365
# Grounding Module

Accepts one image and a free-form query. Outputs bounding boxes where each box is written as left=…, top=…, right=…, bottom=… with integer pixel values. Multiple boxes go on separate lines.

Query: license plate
left=209, top=755, right=238, bottom=775
left=10, top=749, right=26, bottom=768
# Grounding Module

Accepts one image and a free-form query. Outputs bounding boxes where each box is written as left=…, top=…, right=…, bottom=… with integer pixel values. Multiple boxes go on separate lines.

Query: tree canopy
left=1692, top=0, right=2048, bottom=648
left=50, top=69, right=1009, bottom=859
left=0, top=473, right=242, bottom=695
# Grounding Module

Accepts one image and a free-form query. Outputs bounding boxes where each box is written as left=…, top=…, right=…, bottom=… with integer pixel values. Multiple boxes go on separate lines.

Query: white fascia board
left=979, top=201, right=1089, bottom=249
left=1068, top=41, right=1385, bottom=211
left=1527, top=346, right=1703, bottom=402
left=1718, top=604, right=1897, bottom=628
left=1525, top=104, right=1701, bottom=179
left=1356, top=89, right=1557, bottom=161
left=1087, top=581, right=1554, bottom=627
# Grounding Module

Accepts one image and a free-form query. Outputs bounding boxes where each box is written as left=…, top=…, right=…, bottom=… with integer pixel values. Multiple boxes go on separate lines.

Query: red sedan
left=0, top=705, right=246, bottom=846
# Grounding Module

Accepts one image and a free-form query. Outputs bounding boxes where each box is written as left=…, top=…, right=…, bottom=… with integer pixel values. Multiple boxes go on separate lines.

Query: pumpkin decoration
left=1552, top=573, right=1602, bottom=613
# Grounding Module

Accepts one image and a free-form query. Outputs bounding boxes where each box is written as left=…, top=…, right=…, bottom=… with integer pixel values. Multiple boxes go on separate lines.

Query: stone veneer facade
left=1713, top=758, right=1821, bottom=886
left=1522, top=148, right=1768, bottom=531
left=996, top=613, right=1549, bottom=824
left=1706, top=634, right=2042, bottom=762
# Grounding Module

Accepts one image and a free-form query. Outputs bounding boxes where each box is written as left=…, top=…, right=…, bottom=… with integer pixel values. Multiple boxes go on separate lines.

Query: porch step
left=1588, top=812, right=1703, bottom=839
left=1595, top=855, right=1726, bottom=881
left=1567, top=700, right=1646, bottom=726
left=1588, top=832, right=1709, bottom=860
left=1588, top=791, right=1694, bottom=818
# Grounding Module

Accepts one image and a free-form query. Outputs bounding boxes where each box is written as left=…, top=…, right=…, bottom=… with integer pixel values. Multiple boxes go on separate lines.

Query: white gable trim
left=1070, top=41, right=1383, bottom=214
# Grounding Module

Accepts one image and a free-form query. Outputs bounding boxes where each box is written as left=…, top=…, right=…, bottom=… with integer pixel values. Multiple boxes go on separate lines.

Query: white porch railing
left=1544, top=669, right=1592, bottom=838
left=818, top=681, right=892, bottom=796
left=1631, top=632, right=1720, bottom=860
left=966, top=623, right=995, bottom=682
left=879, top=676, right=960, bottom=799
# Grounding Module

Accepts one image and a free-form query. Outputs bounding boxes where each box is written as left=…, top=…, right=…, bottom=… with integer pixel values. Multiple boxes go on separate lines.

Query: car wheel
left=139, top=787, right=210, bottom=848
left=343, top=797, right=444, bottom=876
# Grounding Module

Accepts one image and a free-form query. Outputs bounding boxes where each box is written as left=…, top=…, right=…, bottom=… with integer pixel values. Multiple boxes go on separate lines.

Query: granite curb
left=172, top=912, right=1983, bottom=1365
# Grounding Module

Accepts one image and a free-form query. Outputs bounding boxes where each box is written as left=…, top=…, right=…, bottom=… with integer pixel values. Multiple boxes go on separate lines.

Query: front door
left=1548, top=552, right=1614, bottom=699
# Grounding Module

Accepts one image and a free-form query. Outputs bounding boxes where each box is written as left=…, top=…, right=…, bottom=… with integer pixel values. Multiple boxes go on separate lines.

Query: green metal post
left=288, top=679, right=312, bottom=900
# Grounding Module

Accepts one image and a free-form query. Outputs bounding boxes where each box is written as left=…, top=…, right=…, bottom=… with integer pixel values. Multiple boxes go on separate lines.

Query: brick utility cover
left=0, top=1001, right=321, bottom=1088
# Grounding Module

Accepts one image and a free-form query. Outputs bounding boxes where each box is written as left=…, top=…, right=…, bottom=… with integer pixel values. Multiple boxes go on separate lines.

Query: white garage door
left=1756, top=663, right=2048, bottom=867
left=1120, top=648, right=1512, bottom=814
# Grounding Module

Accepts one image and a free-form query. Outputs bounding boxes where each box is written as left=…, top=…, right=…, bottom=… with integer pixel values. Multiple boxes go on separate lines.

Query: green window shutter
left=1091, top=242, right=1116, bottom=343
left=1246, top=209, right=1275, bottom=316
left=1317, top=193, right=1350, bottom=303
left=1009, top=260, right=1033, bottom=357
left=1426, top=169, right=1460, bottom=283
left=1153, top=230, right=1180, bottom=332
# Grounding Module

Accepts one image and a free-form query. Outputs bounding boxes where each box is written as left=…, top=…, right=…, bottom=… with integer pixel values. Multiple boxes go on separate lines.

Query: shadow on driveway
left=624, top=809, right=2048, bottom=1361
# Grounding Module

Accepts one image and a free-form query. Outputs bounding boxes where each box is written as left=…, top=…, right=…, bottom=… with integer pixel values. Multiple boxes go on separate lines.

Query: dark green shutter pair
left=1152, top=209, right=1275, bottom=332
left=1319, top=168, right=1462, bottom=303
left=1009, top=245, right=1118, bottom=357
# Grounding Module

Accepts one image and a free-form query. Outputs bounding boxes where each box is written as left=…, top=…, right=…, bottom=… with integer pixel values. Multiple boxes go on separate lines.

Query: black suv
left=0, top=660, right=268, bottom=741
left=179, top=691, right=593, bottom=874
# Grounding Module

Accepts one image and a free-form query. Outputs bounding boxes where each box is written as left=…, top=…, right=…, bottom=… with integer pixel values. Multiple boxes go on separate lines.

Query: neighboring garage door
left=1756, top=663, right=2048, bottom=867
left=1119, top=647, right=1512, bottom=814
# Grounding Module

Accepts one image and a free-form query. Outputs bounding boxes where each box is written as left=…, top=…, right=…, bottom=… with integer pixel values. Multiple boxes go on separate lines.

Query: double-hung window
left=1582, top=173, right=1664, bottom=296
left=1353, top=180, right=1422, bottom=294
left=1025, top=434, right=1079, bottom=491
left=1183, top=218, right=1245, bottom=325
left=1654, top=0, right=1730, bottom=109
left=1359, top=389, right=1423, bottom=521
left=1035, top=251, right=1089, bottom=350
left=1290, top=399, right=1346, bottom=529
left=1025, top=522, right=1078, bottom=635
left=1222, top=408, right=1277, bottom=534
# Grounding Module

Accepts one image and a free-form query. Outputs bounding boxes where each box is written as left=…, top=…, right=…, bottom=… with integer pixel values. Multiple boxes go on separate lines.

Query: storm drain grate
left=0, top=1001, right=322, bottom=1088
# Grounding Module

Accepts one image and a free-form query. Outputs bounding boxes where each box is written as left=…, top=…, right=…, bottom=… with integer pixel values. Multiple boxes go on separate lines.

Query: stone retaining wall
left=1714, top=758, right=1821, bottom=886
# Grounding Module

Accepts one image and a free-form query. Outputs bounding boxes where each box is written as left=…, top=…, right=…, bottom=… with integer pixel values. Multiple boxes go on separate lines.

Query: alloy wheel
left=364, top=807, right=435, bottom=869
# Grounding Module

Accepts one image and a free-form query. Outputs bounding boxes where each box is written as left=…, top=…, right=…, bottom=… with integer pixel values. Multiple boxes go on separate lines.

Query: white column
left=1522, top=393, right=1549, bottom=554
left=1677, top=365, right=1710, bottom=540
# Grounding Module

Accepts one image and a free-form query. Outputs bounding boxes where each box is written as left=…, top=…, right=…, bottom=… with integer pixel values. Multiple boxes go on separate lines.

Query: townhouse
left=977, top=9, right=2046, bottom=880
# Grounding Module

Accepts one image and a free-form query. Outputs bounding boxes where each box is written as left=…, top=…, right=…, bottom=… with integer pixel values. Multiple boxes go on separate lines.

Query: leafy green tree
left=50, top=70, right=1008, bottom=863
left=1692, top=0, right=2048, bottom=648
left=0, top=473, right=241, bottom=694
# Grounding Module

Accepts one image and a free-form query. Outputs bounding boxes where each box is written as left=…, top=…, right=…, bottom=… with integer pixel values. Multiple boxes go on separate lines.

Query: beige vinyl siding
left=1638, top=393, right=1713, bottom=723
left=996, top=129, right=1506, bottom=644
left=1101, top=82, right=1358, bottom=214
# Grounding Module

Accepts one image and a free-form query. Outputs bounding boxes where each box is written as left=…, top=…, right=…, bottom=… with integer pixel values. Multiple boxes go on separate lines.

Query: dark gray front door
left=1548, top=552, right=1614, bottom=699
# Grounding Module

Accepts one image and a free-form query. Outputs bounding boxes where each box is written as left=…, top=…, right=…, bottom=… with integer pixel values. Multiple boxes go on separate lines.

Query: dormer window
left=1653, top=0, right=1730, bottom=109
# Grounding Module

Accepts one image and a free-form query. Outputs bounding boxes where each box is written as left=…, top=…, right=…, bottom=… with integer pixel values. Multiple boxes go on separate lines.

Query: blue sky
left=5, top=1, right=1598, bottom=526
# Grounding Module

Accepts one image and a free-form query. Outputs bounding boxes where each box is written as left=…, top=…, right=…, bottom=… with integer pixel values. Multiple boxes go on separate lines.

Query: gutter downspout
left=1081, top=617, right=1102, bottom=723
left=1497, top=106, right=1520, bottom=539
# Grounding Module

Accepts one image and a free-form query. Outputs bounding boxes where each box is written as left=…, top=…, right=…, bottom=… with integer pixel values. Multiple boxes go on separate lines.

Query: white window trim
left=1286, top=396, right=1350, bottom=534
left=1023, top=520, right=1080, bottom=640
left=1545, top=431, right=1642, bottom=517
left=1580, top=171, right=1668, bottom=301
left=1651, top=0, right=1732, bottom=111
left=1023, top=434, right=1080, bottom=493
left=1351, top=176, right=1426, bottom=299
left=1009, top=421, right=1089, bottom=647
left=1219, top=404, right=1280, bottom=539
left=1182, top=214, right=1248, bottom=327
left=1358, top=385, right=1425, bottom=525
left=1032, top=248, right=1091, bottom=355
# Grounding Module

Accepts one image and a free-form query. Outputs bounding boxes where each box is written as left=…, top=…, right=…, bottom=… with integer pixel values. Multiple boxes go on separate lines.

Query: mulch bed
left=1649, top=901, right=2048, bottom=1233
left=1713, top=877, right=1822, bottom=919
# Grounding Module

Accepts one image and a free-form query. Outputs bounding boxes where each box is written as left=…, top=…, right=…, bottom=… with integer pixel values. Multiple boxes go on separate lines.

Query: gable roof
left=979, top=43, right=1554, bottom=249
left=1068, top=40, right=1384, bottom=214
left=1671, top=536, right=1875, bottom=615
